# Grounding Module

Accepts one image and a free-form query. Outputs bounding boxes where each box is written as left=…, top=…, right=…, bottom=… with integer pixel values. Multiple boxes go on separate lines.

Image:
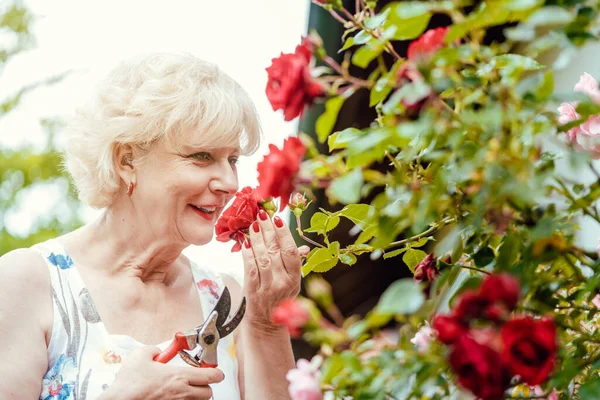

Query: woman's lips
left=190, top=205, right=216, bottom=221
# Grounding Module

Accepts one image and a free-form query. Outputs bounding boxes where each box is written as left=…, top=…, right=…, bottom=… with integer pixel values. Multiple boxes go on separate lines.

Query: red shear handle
left=153, top=332, right=190, bottom=364
left=200, top=360, right=218, bottom=368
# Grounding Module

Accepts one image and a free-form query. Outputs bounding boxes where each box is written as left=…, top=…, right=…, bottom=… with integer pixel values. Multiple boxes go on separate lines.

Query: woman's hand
left=100, top=346, right=224, bottom=400
left=241, top=210, right=310, bottom=333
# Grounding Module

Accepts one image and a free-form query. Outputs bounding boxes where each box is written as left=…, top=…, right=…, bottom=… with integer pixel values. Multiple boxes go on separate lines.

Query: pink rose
left=532, top=385, right=558, bottom=400
left=572, top=115, right=600, bottom=157
left=558, top=102, right=583, bottom=142
left=592, top=294, right=600, bottom=309
left=574, top=72, right=600, bottom=102
left=558, top=102, right=579, bottom=125
left=286, top=359, right=323, bottom=400
left=410, top=324, right=434, bottom=352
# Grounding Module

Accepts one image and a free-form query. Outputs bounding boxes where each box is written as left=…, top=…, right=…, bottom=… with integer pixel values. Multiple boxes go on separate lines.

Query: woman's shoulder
left=0, top=247, right=51, bottom=286
left=0, top=247, right=53, bottom=335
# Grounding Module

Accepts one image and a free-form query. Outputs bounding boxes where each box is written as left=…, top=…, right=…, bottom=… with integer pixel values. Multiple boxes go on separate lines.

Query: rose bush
left=217, top=0, right=600, bottom=398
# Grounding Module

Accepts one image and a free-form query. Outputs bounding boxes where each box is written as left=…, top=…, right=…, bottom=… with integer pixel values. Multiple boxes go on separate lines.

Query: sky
left=0, top=0, right=311, bottom=281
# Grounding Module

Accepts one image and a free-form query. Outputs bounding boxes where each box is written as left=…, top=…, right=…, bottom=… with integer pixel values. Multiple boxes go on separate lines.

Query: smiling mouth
left=190, top=205, right=217, bottom=214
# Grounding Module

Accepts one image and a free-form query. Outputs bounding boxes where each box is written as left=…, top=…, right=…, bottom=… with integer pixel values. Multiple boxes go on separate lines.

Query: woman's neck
left=66, top=207, right=189, bottom=286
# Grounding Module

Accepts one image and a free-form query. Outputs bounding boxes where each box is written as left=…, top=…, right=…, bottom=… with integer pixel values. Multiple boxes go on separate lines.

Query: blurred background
left=0, top=0, right=309, bottom=281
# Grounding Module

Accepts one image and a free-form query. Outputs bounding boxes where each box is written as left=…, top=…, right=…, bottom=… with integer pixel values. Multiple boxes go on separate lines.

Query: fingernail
left=252, top=221, right=260, bottom=233
left=274, top=216, right=284, bottom=228
left=244, top=239, right=251, bottom=248
left=258, top=210, right=268, bottom=221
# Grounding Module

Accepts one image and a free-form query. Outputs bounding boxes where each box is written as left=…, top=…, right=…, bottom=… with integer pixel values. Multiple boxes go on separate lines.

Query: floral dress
left=33, top=239, right=240, bottom=400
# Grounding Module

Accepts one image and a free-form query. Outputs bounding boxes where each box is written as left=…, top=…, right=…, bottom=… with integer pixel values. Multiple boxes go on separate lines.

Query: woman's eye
left=192, top=152, right=212, bottom=161
left=229, top=157, right=239, bottom=166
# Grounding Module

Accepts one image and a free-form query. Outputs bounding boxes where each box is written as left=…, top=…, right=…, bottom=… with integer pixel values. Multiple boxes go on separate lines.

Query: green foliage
left=297, top=0, right=600, bottom=398
left=0, top=3, right=83, bottom=256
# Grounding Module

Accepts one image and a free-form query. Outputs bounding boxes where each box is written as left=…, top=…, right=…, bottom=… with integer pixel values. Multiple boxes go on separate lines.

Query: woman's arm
left=222, top=274, right=294, bottom=400
left=0, top=249, right=52, bottom=399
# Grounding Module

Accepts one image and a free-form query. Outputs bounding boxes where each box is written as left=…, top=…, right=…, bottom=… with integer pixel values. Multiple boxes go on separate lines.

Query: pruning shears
left=153, top=287, right=246, bottom=367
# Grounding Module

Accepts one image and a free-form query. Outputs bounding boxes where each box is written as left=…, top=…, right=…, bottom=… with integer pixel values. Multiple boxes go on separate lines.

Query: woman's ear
left=114, top=144, right=136, bottom=185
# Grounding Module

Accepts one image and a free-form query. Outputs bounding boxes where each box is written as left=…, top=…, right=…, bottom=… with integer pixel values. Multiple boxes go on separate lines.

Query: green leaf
left=409, top=237, right=433, bottom=248
left=329, top=241, right=341, bottom=256
left=375, top=278, right=425, bottom=315
left=339, top=252, right=357, bottom=265
left=503, top=0, right=543, bottom=11
left=316, top=97, right=345, bottom=143
left=328, top=127, right=362, bottom=151
left=576, top=101, right=600, bottom=118
left=353, top=30, right=372, bottom=45
left=385, top=2, right=432, bottom=40
left=304, top=212, right=341, bottom=234
left=473, top=247, right=495, bottom=267
left=340, top=204, right=372, bottom=226
left=321, top=354, right=344, bottom=383
left=579, top=376, right=600, bottom=400
left=383, top=247, right=408, bottom=259
left=340, top=36, right=355, bottom=51
left=497, top=234, right=520, bottom=269
left=382, top=81, right=431, bottom=115
left=403, top=248, right=428, bottom=273
left=370, top=76, right=393, bottom=107
left=525, top=6, right=574, bottom=27
left=301, top=247, right=338, bottom=275
left=535, top=71, right=554, bottom=101
left=329, top=168, right=364, bottom=204
left=364, top=8, right=390, bottom=29
left=352, top=43, right=385, bottom=68
left=491, top=54, right=543, bottom=71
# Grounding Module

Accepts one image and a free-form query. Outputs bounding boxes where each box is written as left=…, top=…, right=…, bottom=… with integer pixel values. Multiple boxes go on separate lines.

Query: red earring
left=127, top=182, right=135, bottom=196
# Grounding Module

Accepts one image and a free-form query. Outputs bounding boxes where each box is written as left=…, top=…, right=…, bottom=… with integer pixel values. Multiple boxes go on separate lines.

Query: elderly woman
left=0, top=52, right=308, bottom=399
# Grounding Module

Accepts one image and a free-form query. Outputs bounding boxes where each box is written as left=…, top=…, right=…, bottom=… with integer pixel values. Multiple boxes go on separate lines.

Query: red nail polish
left=258, top=210, right=268, bottom=221
left=274, top=216, right=284, bottom=228
left=252, top=221, right=260, bottom=233
left=244, top=239, right=251, bottom=249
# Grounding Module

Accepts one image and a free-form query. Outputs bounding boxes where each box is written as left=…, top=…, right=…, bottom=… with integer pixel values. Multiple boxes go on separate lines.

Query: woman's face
left=133, top=140, right=240, bottom=246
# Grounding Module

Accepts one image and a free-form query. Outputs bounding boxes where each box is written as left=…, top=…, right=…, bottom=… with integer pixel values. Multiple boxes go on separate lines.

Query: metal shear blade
left=180, top=287, right=246, bottom=368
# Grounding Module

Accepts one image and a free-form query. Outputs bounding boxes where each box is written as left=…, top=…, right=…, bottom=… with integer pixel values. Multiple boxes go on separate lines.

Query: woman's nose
left=210, top=161, right=239, bottom=195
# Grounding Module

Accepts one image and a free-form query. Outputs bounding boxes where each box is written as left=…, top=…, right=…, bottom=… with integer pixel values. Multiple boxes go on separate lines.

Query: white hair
left=63, top=52, right=261, bottom=209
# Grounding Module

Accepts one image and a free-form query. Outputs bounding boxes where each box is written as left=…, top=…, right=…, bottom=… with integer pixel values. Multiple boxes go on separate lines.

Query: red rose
left=449, top=336, right=512, bottom=400
left=266, top=38, right=324, bottom=121
left=215, top=187, right=260, bottom=252
left=432, top=315, right=466, bottom=344
left=501, top=317, right=557, bottom=386
left=414, top=253, right=438, bottom=282
left=407, top=26, right=449, bottom=61
left=271, top=298, right=311, bottom=338
left=481, top=273, right=520, bottom=311
left=257, top=137, right=306, bottom=210
left=453, top=290, right=491, bottom=322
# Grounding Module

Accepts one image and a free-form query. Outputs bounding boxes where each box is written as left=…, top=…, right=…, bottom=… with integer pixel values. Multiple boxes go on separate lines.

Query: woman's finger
left=272, top=216, right=302, bottom=279
left=256, top=210, right=287, bottom=280
left=298, top=245, right=310, bottom=259
left=248, top=220, right=273, bottom=291
left=241, top=239, right=260, bottom=293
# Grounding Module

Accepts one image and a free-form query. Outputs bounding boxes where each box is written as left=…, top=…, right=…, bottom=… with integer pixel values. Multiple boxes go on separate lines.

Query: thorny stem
left=325, top=304, right=346, bottom=327
left=322, top=55, right=372, bottom=88
left=460, top=265, right=491, bottom=275
left=385, top=151, right=402, bottom=170
left=340, top=6, right=403, bottom=61
left=296, top=215, right=326, bottom=248
left=589, top=161, right=600, bottom=181
left=555, top=177, right=600, bottom=223
left=384, top=217, right=456, bottom=250
left=327, top=8, right=348, bottom=25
